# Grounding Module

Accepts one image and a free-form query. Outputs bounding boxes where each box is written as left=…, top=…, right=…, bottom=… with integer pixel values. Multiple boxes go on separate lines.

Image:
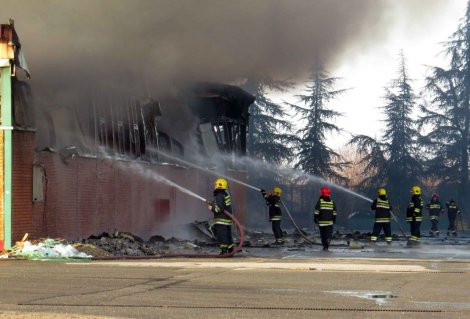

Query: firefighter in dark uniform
left=261, top=187, right=284, bottom=245
left=427, top=193, right=443, bottom=237
left=370, top=188, right=393, bottom=244
left=406, top=186, right=424, bottom=245
left=314, top=187, right=337, bottom=251
left=446, top=199, right=460, bottom=237
left=208, top=178, right=234, bottom=254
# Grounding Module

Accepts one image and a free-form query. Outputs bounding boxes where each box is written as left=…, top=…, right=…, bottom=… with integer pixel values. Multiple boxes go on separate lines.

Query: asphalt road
left=0, top=257, right=469, bottom=319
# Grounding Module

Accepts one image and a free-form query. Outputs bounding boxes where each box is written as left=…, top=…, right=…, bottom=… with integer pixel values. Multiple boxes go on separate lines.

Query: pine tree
left=244, top=77, right=295, bottom=164
left=289, top=67, right=347, bottom=181
left=351, top=53, right=421, bottom=207
left=419, top=4, right=470, bottom=210
left=243, top=77, right=296, bottom=229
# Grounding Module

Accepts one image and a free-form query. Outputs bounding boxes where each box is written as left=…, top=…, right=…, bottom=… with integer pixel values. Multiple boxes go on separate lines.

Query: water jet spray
left=153, top=148, right=262, bottom=192
left=97, top=150, right=245, bottom=258
left=154, top=148, right=373, bottom=203
left=154, top=149, right=316, bottom=243
left=153, top=149, right=374, bottom=241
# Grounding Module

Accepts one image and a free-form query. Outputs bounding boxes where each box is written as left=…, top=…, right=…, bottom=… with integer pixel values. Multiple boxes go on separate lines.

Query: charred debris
left=20, top=81, right=255, bottom=163
left=74, top=227, right=402, bottom=257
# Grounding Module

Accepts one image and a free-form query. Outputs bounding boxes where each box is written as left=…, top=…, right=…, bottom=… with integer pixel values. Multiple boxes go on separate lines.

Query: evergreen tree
left=289, top=67, right=347, bottom=181
left=419, top=4, right=470, bottom=210
left=244, top=77, right=295, bottom=164
left=351, top=53, right=421, bottom=208
left=243, top=77, right=296, bottom=229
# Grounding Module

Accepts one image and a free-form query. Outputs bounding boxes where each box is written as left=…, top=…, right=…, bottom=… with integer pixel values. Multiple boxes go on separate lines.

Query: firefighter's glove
left=207, top=200, right=215, bottom=211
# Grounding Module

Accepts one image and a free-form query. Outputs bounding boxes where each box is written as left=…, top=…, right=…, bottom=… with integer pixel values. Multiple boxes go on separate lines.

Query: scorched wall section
left=11, top=130, right=248, bottom=242
left=28, top=151, right=219, bottom=241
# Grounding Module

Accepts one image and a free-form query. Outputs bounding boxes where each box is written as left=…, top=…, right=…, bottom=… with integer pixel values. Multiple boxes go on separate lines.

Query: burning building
left=0, top=21, right=255, bottom=249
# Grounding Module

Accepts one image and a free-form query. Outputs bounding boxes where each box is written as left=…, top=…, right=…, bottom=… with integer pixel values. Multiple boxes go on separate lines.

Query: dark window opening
left=171, top=138, right=184, bottom=157
left=157, top=131, right=171, bottom=152
left=211, top=119, right=246, bottom=155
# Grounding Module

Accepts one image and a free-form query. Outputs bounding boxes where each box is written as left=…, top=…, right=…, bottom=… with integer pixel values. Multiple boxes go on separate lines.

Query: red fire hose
left=92, top=209, right=244, bottom=260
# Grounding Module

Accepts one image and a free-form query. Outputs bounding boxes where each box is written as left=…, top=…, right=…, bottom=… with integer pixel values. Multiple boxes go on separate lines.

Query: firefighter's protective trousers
left=213, top=224, right=233, bottom=252
left=319, top=225, right=333, bottom=249
left=371, top=223, right=392, bottom=242
left=409, top=221, right=421, bottom=241
left=430, top=219, right=439, bottom=233
left=271, top=220, right=284, bottom=243
left=448, top=213, right=457, bottom=233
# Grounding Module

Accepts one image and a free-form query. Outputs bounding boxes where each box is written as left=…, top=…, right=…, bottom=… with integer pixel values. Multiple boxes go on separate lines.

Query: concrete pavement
left=0, top=257, right=469, bottom=318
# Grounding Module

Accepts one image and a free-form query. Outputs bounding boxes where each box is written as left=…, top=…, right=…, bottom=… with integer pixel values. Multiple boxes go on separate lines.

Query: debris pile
left=81, top=231, right=205, bottom=256
left=72, top=243, right=112, bottom=257
left=7, top=238, right=91, bottom=260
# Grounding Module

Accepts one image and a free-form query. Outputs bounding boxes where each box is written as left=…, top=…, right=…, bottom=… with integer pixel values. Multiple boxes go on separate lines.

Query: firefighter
left=446, top=199, right=461, bottom=237
left=208, top=178, right=234, bottom=254
left=427, top=193, right=443, bottom=237
left=314, top=187, right=337, bottom=251
left=406, top=186, right=424, bottom=245
left=260, top=187, right=284, bottom=245
left=370, top=188, right=393, bottom=244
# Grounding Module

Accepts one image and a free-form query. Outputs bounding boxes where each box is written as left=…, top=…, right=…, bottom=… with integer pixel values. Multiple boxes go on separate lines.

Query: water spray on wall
left=154, top=148, right=373, bottom=203
left=97, top=150, right=245, bottom=258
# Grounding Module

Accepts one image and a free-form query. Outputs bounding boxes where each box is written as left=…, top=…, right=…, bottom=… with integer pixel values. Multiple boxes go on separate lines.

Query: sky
left=271, top=0, right=467, bottom=150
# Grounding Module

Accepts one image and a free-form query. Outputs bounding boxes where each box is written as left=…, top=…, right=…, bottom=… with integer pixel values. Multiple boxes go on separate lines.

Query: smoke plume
left=2, top=0, right=446, bottom=95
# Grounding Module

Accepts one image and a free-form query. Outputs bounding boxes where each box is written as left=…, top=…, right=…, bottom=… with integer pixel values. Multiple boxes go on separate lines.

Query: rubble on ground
left=79, top=231, right=207, bottom=256
left=0, top=227, right=424, bottom=260
left=72, top=243, right=112, bottom=257
left=191, top=221, right=215, bottom=239
left=4, top=238, right=92, bottom=260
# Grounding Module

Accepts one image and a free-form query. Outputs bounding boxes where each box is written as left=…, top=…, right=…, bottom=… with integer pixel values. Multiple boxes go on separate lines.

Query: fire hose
left=280, top=200, right=315, bottom=245
left=390, top=211, right=407, bottom=237
left=459, top=212, right=465, bottom=232
left=93, top=206, right=244, bottom=260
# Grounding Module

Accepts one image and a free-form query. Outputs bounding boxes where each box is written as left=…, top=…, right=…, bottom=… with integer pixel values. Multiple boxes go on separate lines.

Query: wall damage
left=11, top=75, right=254, bottom=242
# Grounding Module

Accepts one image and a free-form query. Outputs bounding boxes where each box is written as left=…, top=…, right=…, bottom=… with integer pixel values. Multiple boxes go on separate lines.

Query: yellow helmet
left=411, top=186, right=421, bottom=195
left=214, top=178, right=228, bottom=190
left=378, top=188, right=386, bottom=196
left=273, top=187, right=282, bottom=196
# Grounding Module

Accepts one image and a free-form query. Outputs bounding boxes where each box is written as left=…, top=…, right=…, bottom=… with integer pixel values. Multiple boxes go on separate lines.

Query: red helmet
left=320, top=187, right=331, bottom=197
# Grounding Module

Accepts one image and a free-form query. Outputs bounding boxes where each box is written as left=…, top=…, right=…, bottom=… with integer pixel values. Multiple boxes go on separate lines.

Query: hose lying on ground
left=280, top=200, right=315, bottom=245
left=390, top=211, right=407, bottom=237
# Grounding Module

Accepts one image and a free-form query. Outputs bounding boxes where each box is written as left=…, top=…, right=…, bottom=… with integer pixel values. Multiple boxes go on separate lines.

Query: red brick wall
left=12, top=130, right=247, bottom=242
left=12, top=130, right=36, bottom=242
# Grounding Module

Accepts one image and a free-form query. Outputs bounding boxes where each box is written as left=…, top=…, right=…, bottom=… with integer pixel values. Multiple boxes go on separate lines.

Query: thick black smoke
left=3, top=0, right=445, bottom=95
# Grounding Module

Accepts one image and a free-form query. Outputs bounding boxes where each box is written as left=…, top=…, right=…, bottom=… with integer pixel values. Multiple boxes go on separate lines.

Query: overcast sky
left=271, top=0, right=467, bottom=150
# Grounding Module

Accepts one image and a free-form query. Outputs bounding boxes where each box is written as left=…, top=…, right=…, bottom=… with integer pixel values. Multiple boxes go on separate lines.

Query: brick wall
left=12, top=130, right=35, bottom=241
left=12, top=130, right=247, bottom=242
left=29, top=153, right=247, bottom=241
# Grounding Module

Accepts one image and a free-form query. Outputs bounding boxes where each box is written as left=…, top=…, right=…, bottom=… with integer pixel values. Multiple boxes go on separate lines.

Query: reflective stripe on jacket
left=265, top=194, right=282, bottom=221
left=314, top=197, right=337, bottom=227
left=212, top=190, right=233, bottom=225
left=371, top=197, right=392, bottom=223
left=406, top=195, right=424, bottom=222
left=446, top=202, right=460, bottom=216
left=427, top=200, right=442, bottom=219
